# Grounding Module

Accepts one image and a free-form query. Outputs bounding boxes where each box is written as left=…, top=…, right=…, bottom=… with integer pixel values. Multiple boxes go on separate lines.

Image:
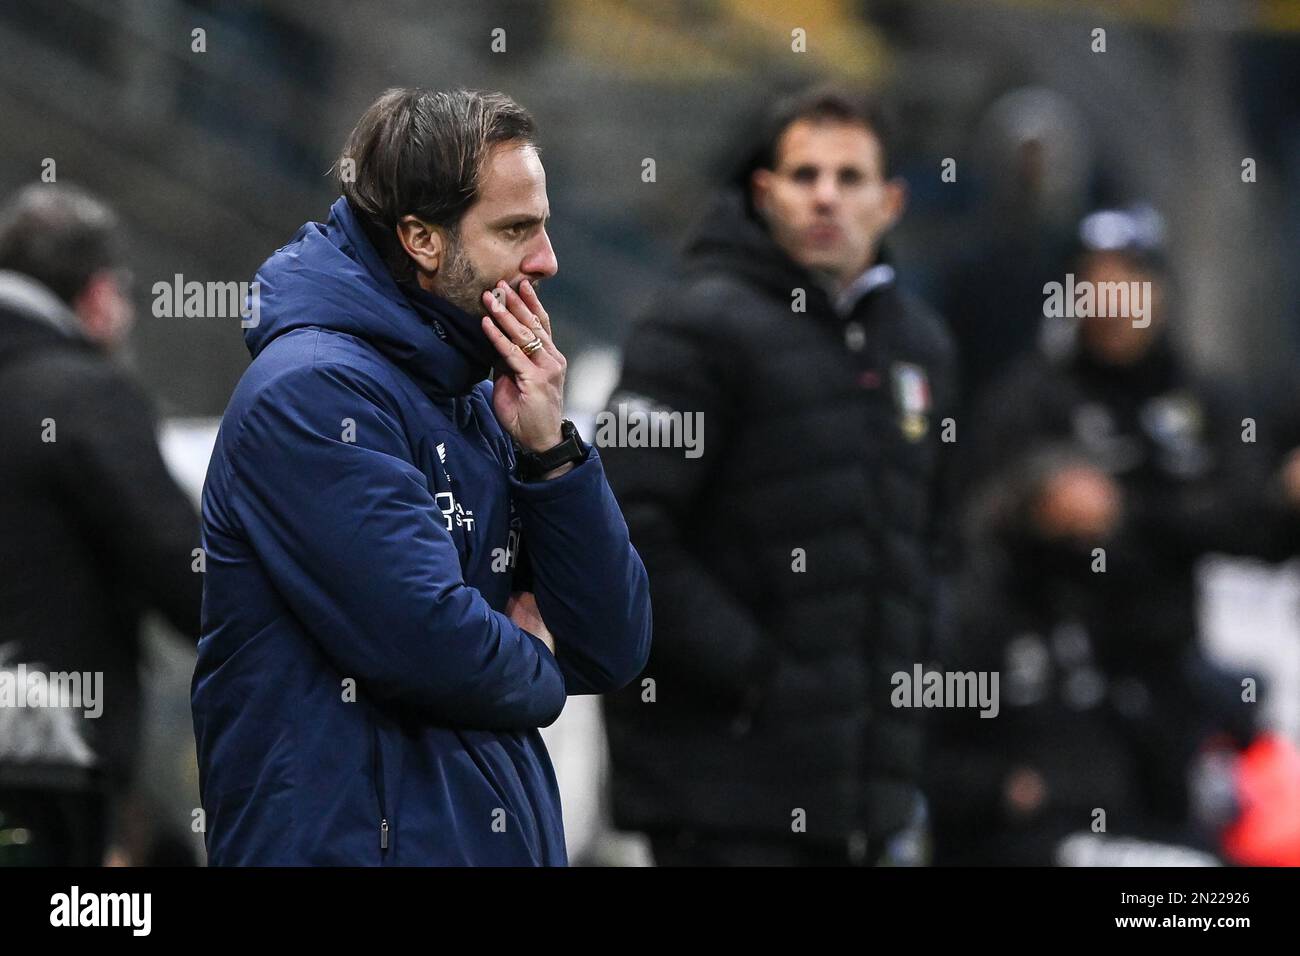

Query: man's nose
left=523, top=229, right=559, bottom=280
left=813, top=172, right=840, bottom=209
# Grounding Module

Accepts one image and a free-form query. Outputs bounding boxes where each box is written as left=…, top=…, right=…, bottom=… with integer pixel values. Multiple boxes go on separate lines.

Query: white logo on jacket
left=434, top=491, right=475, bottom=533
left=431, top=442, right=474, bottom=533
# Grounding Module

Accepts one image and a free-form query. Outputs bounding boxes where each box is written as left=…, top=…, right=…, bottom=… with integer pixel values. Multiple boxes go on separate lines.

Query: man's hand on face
left=1031, top=464, right=1122, bottom=543
left=1279, top=446, right=1300, bottom=510
left=481, top=279, right=568, bottom=454
left=505, top=591, right=555, bottom=655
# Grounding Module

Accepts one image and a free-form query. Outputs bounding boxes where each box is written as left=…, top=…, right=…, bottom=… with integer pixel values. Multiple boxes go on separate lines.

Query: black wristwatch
left=515, top=419, right=585, bottom=481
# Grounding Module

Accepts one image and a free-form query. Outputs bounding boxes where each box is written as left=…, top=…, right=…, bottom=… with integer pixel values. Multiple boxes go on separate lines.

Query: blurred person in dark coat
left=925, top=450, right=1171, bottom=864
left=926, top=206, right=1270, bottom=864
left=942, top=87, right=1093, bottom=410
left=0, top=184, right=202, bottom=862
left=601, top=86, right=957, bottom=866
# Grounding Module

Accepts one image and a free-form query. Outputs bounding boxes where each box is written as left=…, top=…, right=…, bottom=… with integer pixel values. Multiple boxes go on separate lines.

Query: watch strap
left=515, top=419, right=585, bottom=480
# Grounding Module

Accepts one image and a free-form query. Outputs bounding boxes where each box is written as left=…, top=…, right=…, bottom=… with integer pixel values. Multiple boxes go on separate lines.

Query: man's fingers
left=497, top=283, right=552, bottom=356
left=496, top=281, right=534, bottom=328
left=513, top=280, right=564, bottom=364
left=518, top=280, right=553, bottom=342
left=484, top=289, right=532, bottom=343
left=480, top=314, right=533, bottom=376
left=484, top=288, right=548, bottom=362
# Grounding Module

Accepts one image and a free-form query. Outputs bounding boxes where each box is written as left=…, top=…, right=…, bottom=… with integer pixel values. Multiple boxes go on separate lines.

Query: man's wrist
left=520, top=428, right=565, bottom=454
left=538, top=461, right=576, bottom=480
left=514, top=420, right=586, bottom=481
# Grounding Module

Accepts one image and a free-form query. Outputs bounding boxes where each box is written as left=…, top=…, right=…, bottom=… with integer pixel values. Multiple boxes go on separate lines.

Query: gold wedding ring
left=522, top=337, right=544, bottom=356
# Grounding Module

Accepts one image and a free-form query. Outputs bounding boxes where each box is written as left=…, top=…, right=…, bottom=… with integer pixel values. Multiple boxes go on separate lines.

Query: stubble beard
left=434, top=234, right=494, bottom=317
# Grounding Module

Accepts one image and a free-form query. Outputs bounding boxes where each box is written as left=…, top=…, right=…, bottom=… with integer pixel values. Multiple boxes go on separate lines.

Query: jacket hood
left=246, top=196, right=495, bottom=397
left=682, top=189, right=817, bottom=300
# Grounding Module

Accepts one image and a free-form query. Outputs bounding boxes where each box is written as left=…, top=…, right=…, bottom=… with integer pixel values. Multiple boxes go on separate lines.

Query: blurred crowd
left=926, top=202, right=1300, bottom=866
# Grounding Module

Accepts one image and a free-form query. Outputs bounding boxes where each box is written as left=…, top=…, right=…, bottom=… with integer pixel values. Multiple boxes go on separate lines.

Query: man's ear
left=882, top=177, right=908, bottom=231
left=73, top=270, right=129, bottom=345
left=750, top=168, right=773, bottom=217
left=396, top=215, right=447, bottom=275
left=73, top=271, right=113, bottom=332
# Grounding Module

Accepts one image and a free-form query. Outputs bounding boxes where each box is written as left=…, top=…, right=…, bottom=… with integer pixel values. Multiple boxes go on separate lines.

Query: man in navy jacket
left=192, top=88, right=652, bottom=865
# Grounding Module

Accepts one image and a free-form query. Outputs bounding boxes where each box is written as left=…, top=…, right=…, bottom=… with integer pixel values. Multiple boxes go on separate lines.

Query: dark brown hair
left=754, top=84, right=894, bottom=178
left=336, top=88, right=537, bottom=280
left=0, top=183, right=124, bottom=305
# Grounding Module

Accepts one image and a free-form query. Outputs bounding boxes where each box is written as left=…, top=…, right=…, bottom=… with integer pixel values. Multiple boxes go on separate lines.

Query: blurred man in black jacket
left=601, top=87, right=957, bottom=866
left=0, top=184, right=201, bottom=863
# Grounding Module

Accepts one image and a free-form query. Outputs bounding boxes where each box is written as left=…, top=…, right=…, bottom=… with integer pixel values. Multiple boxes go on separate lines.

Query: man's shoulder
left=633, top=270, right=784, bottom=343
left=258, top=325, right=405, bottom=378
left=0, top=335, right=147, bottom=416
left=240, top=327, right=414, bottom=408
left=888, top=287, right=957, bottom=367
left=221, top=328, right=432, bottom=454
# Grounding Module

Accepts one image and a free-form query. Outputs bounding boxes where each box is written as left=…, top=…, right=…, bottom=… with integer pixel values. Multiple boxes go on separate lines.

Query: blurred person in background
left=0, top=183, right=202, bottom=864
left=942, top=88, right=1094, bottom=411
left=926, top=206, right=1274, bottom=864
left=925, top=446, right=1188, bottom=865
left=601, top=85, right=957, bottom=866
left=0, top=660, right=101, bottom=865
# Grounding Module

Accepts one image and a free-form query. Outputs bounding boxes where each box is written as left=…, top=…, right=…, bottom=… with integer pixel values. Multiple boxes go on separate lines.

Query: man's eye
left=839, top=170, right=864, bottom=186
left=791, top=169, right=818, bottom=184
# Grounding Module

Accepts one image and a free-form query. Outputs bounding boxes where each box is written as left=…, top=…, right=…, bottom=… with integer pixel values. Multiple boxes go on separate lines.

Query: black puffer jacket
left=0, top=272, right=201, bottom=789
left=601, top=190, right=957, bottom=846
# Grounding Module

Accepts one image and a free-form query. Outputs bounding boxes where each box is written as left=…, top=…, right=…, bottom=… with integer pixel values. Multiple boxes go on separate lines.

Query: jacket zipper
left=372, top=719, right=390, bottom=859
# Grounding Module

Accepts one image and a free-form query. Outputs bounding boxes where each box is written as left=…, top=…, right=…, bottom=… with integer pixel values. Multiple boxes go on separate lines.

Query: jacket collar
left=247, top=197, right=493, bottom=400
left=327, top=197, right=493, bottom=397
left=835, top=262, right=896, bottom=317
left=0, top=270, right=85, bottom=340
left=684, top=189, right=901, bottom=325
